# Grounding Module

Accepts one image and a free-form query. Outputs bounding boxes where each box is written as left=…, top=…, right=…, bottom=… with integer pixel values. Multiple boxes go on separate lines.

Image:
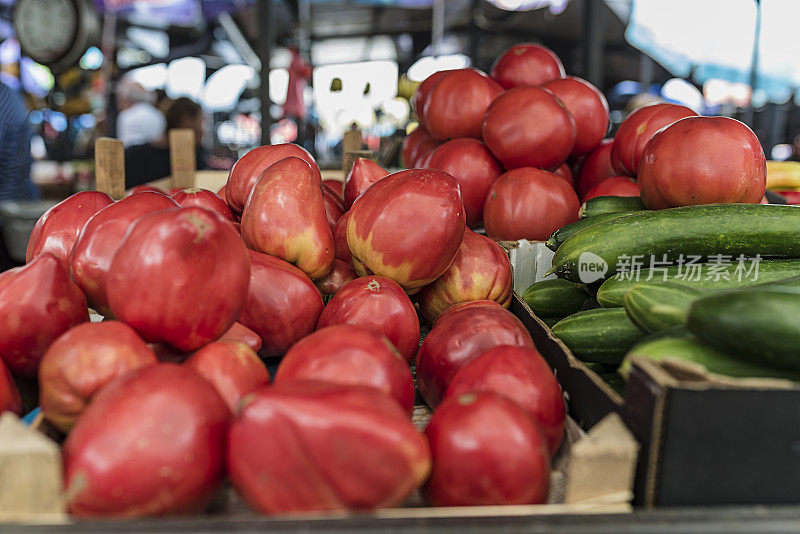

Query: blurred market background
left=2, top=0, right=799, bottom=197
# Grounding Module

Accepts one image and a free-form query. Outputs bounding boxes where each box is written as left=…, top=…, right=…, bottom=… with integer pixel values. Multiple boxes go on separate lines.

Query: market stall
left=6, top=0, right=800, bottom=532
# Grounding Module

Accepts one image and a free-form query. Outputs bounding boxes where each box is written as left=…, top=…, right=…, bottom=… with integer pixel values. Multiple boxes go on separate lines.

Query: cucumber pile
left=527, top=197, right=800, bottom=389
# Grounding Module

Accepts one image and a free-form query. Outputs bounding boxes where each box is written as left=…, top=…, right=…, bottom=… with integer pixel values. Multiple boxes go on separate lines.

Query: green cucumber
left=546, top=211, right=646, bottom=251
left=623, top=282, right=707, bottom=333
left=687, top=286, right=800, bottom=372
left=578, top=195, right=646, bottom=219
left=552, top=204, right=800, bottom=283
left=551, top=308, right=647, bottom=365
left=597, top=259, right=800, bottom=307
left=522, top=279, right=586, bottom=318
left=621, top=327, right=800, bottom=381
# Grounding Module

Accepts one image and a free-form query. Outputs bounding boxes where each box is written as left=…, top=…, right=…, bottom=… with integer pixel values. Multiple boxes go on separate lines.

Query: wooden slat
left=94, top=137, right=125, bottom=200
left=169, top=129, right=196, bottom=190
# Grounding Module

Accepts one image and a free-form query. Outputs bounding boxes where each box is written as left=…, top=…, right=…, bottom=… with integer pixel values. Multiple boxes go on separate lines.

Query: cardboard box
left=511, top=275, right=800, bottom=507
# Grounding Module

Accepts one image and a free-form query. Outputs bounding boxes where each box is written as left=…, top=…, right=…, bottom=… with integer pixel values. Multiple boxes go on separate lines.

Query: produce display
left=8, top=34, right=799, bottom=524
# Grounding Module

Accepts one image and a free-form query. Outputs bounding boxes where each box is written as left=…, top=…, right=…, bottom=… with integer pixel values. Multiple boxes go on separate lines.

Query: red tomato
left=576, top=139, right=616, bottom=199
left=275, top=324, right=414, bottom=413
left=416, top=300, right=535, bottom=408
left=417, top=229, right=513, bottom=323
left=239, top=250, right=324, bottom=358
left=333, top=211, right=352, bottom=263
left=218, top=322, right=262, bottom=353
left=217, top=184, right=228, bottom=202
left=171, top=188, right=236, bottom=222
left=322, top=186, right=345, bottom=233
left=553, top=162, right=573, bottom=186
left=0, top=360, right=21, bottom=415
left=0, top=254, right=88, bottom=376
left=70, top=192, right=180, bottom=316
left=775, top=190, right=800, bottom=204
left=483, top=167, right=580, bottom=241
left=401, top=126, right=440, bottom=168
left=425, top=139, right=504, bottom=227
left=343, top=157, right=389, bottom=209
left=241, top=157, right=333, bottom=280
left=423, top=69, right=503, bottom=141
left=316, top=275, right=420, bottom=363
left=322, top=179, right=343, bottom=198
left=413, top=70, right=450, bottom=122
left=347, top=169, right=465, bottom=294
left=482, top=87, right=576, bottom=170
left=107, top=208, right=250, bottom=352
left=445, top=345, right=565, bottom=453
left=64, top=364, right=228, bottom=517
left=226, top=143, right=321, bottom=213
left=227, top=381, right=431, bottom=514
left=541, top=76, right=609, bottom=156
left=583, top=175, right=640, bottom=201
left=424, top=392, right=550, bottom=506
left=184, top=341, right=270, bottom=412
left=490, top=43, right=565, bottom=89
left=38, top=321, right=157, bottom=432
left=314, top=259, right=357, bottom=296
left=26, top=191, right=114, bottom=269
left=638, top=116, right=766, bottom=209
left=611, top=102, right=697, bottom=176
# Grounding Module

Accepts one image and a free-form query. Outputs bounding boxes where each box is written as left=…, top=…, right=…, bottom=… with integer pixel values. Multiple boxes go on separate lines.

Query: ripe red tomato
left=218, top=322, right=262, bottom=353
left=412, top=70, right=450, bottom=123
left=401, top=126, right=440, bottom=168
left=541, top=76, right=609, bottom=156
left=226, top=143, right=322, bottom=213
left=275, top=324, right=414, bottom=413
left=314, top=259, right=357, bottom=296
left=343, top=157, right=388, bottom=209
left=63, top=364, right=228, bottom=517
left=184, top=341, right=270, bottom=412
left=39, top=321, right=157, bottom=431
left=238, top=250, right=324, bottom=358
left=445, top=345, right=565, bottom=453
left=611, top=103, right=697, bottom=177
left=26, top=191, right=114, bottom=270
left=171, top=188, right=236, bottom=222
left=775, top=190, right=800, bottom=204
left=333, top=211, right=351, bottom=263
left=417, top=229, right=513, bottom=323
left=424, top=392, right=550, bottom=506
left=316, top=275, right=420, bottom=363
left=322, top=179, right=343, bottom=198
left=423, top=69, right=503, bottom=141
left=107, top=208, right=250, bottom=352
left=576, top=139, right=616, bottom=199
left=638, top=116, right=766, bottom=209
left=583, top=176, right=640, bottom=201
left=553, top=162, right=573, bottom=186
left=482, top=87, right=576, bottom=170
left=322, top=186, right=345, bottom=233
left=490, top=43, right=565, bottom=89
left=70, top=192, right=180, bottom=316
left=0, top=254, right=88, bottom=376
left=425, top=138, right=503, bottom=227
left=347, top=169, right=465, bottom=294
left=228, top=381, right=431, bottom=514
left=483, top=167, right=580, bottom=241
left=416, top=300, right=535, bottom=408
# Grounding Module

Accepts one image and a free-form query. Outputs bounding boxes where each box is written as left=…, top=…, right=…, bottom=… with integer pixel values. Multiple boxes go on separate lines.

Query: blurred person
left=0, top=80, right=40, bottom=270
left=124, top=97, right=207, bottom=188
left=116, top=78, right=166, bottom=147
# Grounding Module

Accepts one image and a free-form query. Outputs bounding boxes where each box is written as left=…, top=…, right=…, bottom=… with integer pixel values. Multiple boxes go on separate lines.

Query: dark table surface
left=7, top=506, right=800, bottom=534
